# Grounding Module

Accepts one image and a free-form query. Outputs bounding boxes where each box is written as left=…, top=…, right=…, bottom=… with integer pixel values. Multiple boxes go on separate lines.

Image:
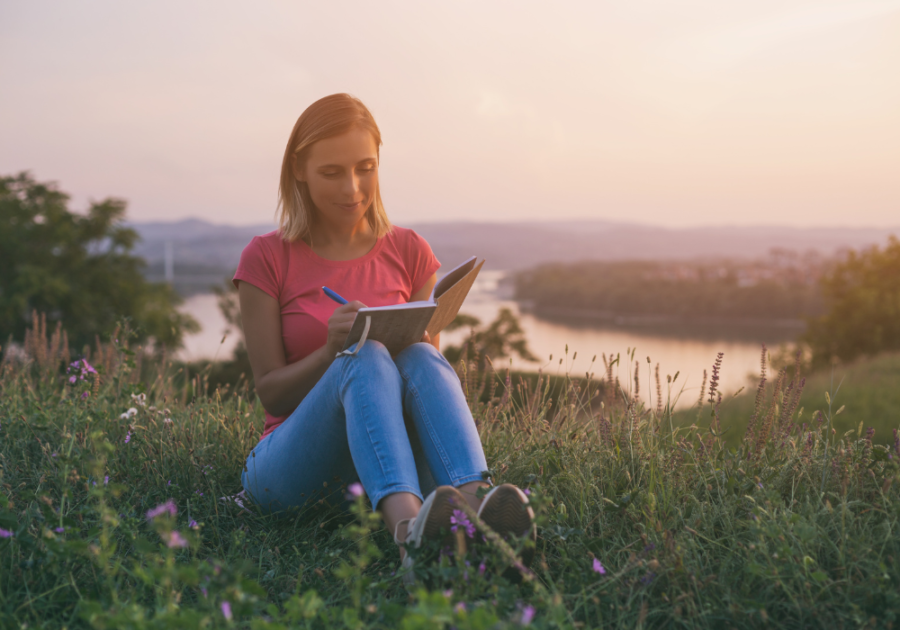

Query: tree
left=804, top=236, right=900, bottom=367
left=442, top=308, right=538, bottom=367
left=0, top=172, right=198, bottom=352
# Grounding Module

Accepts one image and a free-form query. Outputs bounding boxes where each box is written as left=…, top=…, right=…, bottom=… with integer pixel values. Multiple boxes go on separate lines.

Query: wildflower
left=592, top=558, right=606, bottom=575
left=443, top=589, right=453, bottom=598
left=201, top=587, right=208, bottom=598
left=478, top=561, right=486, bottom=576
left=146, top=500, right=177, bottom=521
left=131, top=392, right=146, bottom=407
left=69, top=376, right=77, bottom=384
left=347, top=482, right=364, bottom=498
left=51, top=452, right=58, bottom=458
left=166, top=531, right=189, bottom=548
left=221, top=601, right=233, bottom=621
left=520, top=604, right=536, bottom=625
left=195, top=490, right=204, bottom=496
left=455, top=602, right=467, bottom=614
left=0, top=528, right=13, bottom=538
left=124, top=431, right=132, bottom=444
left=120, top=408, right=137, bottom=419
left=523, top=488, right=531, bottom=495
left=189, top=519, right=199, bottom=529
left=81, top=391, right=89, bottom=400
left=54, top=527, right=65, bottom=533
left=104, top=476, right=109, bottom=485
left=163, top=417, right=173, bottom=424
left=450, top=509, right=476, bottom=539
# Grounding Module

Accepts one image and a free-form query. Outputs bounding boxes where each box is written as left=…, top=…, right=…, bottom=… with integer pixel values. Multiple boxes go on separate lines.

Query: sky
left=1, top=0, right=899, bottom=228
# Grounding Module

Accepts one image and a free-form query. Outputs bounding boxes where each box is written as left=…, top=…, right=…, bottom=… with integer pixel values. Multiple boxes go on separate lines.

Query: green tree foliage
left=443, top=308, right=538, bottom=366
left=805, top=236, right=900, bottom=367
left=515, top=258, right=823, bottom=321
left=0, top=172, right=198, bottom=351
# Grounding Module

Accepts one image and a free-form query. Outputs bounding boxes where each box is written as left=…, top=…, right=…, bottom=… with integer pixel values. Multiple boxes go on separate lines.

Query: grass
left=681, top=351, right=900, bottom=451
left=1, top=325, right=900, bottom=629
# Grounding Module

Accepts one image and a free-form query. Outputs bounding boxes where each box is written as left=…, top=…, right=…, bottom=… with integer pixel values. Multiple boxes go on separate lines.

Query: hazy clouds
left=1, top=0, right=898, bottom=227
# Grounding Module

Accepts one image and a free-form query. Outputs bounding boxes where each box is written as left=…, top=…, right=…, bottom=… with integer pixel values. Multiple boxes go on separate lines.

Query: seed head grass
left=1, top=322, right=899, bottom=628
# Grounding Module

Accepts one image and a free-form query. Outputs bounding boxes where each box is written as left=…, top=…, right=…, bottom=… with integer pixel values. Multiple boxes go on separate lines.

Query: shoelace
left=393, top=516, right=416, bottom=545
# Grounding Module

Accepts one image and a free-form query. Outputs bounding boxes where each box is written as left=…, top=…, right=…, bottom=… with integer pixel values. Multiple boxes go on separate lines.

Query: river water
left=177, top=271, right=799, bottom=408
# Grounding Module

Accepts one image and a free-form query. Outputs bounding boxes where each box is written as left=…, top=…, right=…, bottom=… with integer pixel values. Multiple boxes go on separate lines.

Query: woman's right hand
left=326, top=301, right=367, bottom=357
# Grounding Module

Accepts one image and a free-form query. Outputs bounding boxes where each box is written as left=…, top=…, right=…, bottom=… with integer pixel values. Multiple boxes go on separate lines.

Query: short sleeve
left=233, top=235, right=281, bottom=300
left=405, top=229, right=441, bottom=296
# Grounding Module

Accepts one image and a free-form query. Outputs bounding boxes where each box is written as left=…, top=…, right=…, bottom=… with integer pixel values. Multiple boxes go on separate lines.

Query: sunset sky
left=1, top=0, right=898, bottom=227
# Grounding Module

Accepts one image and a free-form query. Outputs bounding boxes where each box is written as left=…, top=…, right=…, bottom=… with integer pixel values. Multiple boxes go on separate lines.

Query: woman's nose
left=342, top=172, right=360, bottom=196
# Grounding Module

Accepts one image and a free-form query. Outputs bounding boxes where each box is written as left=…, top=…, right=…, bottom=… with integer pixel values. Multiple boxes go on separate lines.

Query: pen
left=322, top=286, right=348, bottom=305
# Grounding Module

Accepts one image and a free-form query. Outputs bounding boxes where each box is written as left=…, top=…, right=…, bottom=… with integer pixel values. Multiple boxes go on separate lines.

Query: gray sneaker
left=394, top=485, right=466, bottom=588
left=476, top=484, right=536, bottom=569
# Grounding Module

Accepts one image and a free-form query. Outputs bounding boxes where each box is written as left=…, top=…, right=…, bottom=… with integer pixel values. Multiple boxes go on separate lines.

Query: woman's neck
left=306, top=217, right=377, bottom=261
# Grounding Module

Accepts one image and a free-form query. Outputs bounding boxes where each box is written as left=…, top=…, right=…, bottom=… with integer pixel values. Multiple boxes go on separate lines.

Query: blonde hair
left=277, top=93, right=392, bottom=243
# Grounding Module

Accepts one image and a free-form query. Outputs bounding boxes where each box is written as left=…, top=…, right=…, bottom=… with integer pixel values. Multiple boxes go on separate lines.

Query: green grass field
left=2, top=331, right=899, bottom=629
left=679, top=352, right=900, bottom=451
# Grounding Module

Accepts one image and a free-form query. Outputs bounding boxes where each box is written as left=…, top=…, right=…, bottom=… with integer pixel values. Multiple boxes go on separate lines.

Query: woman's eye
left=322, top=172, right=340, bottom=178
left=358, top=167, right=375, bottom=174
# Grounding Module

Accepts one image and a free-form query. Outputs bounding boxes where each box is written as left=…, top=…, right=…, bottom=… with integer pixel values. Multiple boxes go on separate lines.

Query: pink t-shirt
left=233, top=226, right=441, bottom=440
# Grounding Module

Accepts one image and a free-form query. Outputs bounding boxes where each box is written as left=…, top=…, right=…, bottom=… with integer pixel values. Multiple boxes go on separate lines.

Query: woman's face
left=295, top=127, right=379, bottom=232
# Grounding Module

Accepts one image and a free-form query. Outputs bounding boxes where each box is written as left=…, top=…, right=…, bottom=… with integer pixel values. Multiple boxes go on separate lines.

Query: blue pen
left=322, top=286, right=348, bottom=305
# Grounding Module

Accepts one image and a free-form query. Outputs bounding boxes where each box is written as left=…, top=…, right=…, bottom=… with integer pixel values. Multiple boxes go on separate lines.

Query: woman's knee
left=395, top=341, right=445, bottom=369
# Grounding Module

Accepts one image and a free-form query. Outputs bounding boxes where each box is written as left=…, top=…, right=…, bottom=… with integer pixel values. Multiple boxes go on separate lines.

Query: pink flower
left=69, top=376, right=77, bottom=384
left=478, top=561, right=486, bottom=576
left=221, top=601, right=233, bottom=620
left=450, top=509, right=476, bottom=539
left=0, top=528, right=13, bottom=538
left=455, top=602, right=467, bottom=614
left=592, top=557, right=606, bottom=575
left=523, top=488, right=531, bottom=495
left=520, top=604, right=535, bottom=625
left=165, top=531, right=189, bottom=548
left=146, top=500, right=177, bottom=521
left=346, top=482, right=364, bottom=499
left=124, top=431, right=132, bottom=444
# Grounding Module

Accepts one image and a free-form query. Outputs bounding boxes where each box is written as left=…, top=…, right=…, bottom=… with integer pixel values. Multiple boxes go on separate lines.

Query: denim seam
left=341, top=354, right=392, bottom=482
left=397, top=362, right=456, bottom=482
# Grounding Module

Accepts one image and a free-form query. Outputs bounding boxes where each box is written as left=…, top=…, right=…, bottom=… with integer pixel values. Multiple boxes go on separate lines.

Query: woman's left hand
left=420, top=330, right=440, bottom=350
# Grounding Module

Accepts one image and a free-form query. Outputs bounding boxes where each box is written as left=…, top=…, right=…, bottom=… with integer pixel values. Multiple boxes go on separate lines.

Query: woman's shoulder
left=384, top=225, right=431, bottom=253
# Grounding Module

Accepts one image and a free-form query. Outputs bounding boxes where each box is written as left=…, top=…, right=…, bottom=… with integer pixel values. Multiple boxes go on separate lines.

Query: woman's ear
left=291, top=154, right=306, bottom=182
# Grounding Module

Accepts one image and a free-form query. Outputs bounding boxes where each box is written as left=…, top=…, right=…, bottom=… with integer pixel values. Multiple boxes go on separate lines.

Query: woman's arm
left=239, top=281, right=365, bottom=416
left=411, top=273, right=440, bottom=351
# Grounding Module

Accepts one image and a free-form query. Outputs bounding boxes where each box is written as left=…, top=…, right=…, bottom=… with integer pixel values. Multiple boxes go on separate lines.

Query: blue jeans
left=241, top=341, right=489, bottom=513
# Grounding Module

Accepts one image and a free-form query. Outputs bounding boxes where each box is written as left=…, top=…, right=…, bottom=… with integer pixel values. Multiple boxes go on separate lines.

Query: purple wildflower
left=478, top=561, right=486, bottom=576
left=347, top=482, right=364, bottom=499
left=55, top=527, right=65, bottom=533
left=201, top=587, right=208, bottom=598
left=124, top=431, right=132, bottom=444
left=69, top=376, right=77, bottom=384
left=81, top=391, right=89, bottom=400
left=146, top=500, right=177, bottom=521
left=450, top=509, right=476, bottom=539
left=166, top=531, right=189, bottom=548
left=523, top=488, right=531, bottom=495
left=221, top=601, right=233, bottom=621
left=443, top=589, right=454, bottom=598
left=520, top=605, right=536, bottom=625
left=104, top=476, right=109, bottom=485
left=0, top=528, right=14, bottom=538
left=455, top=602, right=467, bottom=614
left=592, top=558, right=606, bottom=575
left=189, top=519, right=198, bottom=529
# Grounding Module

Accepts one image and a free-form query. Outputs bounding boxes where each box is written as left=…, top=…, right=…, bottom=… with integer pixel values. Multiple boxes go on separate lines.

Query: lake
left=177, top=271, right=801, bottom=409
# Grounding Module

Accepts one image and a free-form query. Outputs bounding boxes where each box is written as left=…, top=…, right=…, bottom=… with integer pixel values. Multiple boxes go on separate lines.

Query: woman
left=234, top=93, right=533, bottom=580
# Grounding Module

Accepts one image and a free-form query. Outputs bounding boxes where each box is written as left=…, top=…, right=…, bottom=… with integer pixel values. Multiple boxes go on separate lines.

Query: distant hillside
left=129, top=218, right=899, bottom=294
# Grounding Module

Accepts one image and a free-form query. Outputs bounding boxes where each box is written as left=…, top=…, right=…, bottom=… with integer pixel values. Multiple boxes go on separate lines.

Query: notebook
left=340, top=256, right=485, bottom=356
